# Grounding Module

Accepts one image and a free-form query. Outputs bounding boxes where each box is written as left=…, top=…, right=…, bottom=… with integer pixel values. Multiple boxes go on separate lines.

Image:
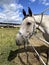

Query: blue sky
left=0, top=0, right=49, bottom=24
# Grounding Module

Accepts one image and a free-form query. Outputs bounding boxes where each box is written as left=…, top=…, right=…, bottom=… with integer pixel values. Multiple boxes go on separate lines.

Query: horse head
left=16, top=7, right=36, bottom=46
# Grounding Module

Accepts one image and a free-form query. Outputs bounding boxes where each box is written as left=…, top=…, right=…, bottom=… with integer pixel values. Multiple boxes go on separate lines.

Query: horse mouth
left=16, top=39, right=22, bottom=46
left=16, top=38, right=29, bottom=46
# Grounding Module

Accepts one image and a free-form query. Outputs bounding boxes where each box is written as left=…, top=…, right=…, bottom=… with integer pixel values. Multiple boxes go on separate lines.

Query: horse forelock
left=23, top=16, right=35, bottom=23
left=23, top=14, right=32, bottom=20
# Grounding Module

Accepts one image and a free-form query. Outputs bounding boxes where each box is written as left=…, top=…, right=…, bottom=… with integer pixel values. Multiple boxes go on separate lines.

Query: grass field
left=0, top=28, right=48, bottom=65
left=0, top=28, right=20, bottom=65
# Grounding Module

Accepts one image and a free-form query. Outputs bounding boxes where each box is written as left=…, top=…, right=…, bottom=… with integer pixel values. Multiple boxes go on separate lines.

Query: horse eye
left=27, top=22, right=31, bottom=25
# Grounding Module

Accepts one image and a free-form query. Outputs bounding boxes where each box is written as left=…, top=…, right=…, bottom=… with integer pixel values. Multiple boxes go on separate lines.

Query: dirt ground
left=8, top=32, right=49, bottom=65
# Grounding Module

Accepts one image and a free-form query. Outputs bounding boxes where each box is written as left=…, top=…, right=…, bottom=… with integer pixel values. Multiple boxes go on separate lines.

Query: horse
left=16, top=7, right=49, bottom=46
left=16, top=7, right=49, bottom=65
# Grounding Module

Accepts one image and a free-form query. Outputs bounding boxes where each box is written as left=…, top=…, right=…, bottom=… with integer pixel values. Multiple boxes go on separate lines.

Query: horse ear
left=22, top=9, right=26, bottom=16
left=28, top=7, right=32, bottom=16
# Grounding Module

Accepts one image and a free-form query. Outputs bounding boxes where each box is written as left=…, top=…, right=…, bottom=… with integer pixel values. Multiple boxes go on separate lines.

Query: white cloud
left=45, top=3, right=49, bottom=5
left=3, top=3, right=23, bottom=12
left=0, top=0, right=23, bottom=23
left=40, top=0, right=49, bottom=6
left=0, top=0, right=17, bottom=5
left=0, top=13, right=7, bottom=22
left=29, top=0, right=36, bottom=2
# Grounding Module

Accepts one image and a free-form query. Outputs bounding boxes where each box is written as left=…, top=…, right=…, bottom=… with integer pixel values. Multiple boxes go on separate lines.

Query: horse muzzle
left=16, top=33, right=26, bottom=46
left=16, top=32, right=30, bottom=46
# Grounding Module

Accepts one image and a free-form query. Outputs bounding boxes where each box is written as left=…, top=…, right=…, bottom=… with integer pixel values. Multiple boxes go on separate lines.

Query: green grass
left=0, top=27, right=19, bottom=65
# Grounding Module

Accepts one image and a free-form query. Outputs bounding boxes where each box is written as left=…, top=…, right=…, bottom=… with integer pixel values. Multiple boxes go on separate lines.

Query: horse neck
left=34, top=15, right=45, bottom=33
left=37, top=25, right=45, bottom=33
left=35, top=21, right=45, bottom=33
left=35, top=15, right=49, bottom=35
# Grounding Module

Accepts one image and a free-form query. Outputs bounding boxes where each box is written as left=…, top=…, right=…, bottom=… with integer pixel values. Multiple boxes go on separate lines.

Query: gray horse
left=16, top=7, right=49, bottom=46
